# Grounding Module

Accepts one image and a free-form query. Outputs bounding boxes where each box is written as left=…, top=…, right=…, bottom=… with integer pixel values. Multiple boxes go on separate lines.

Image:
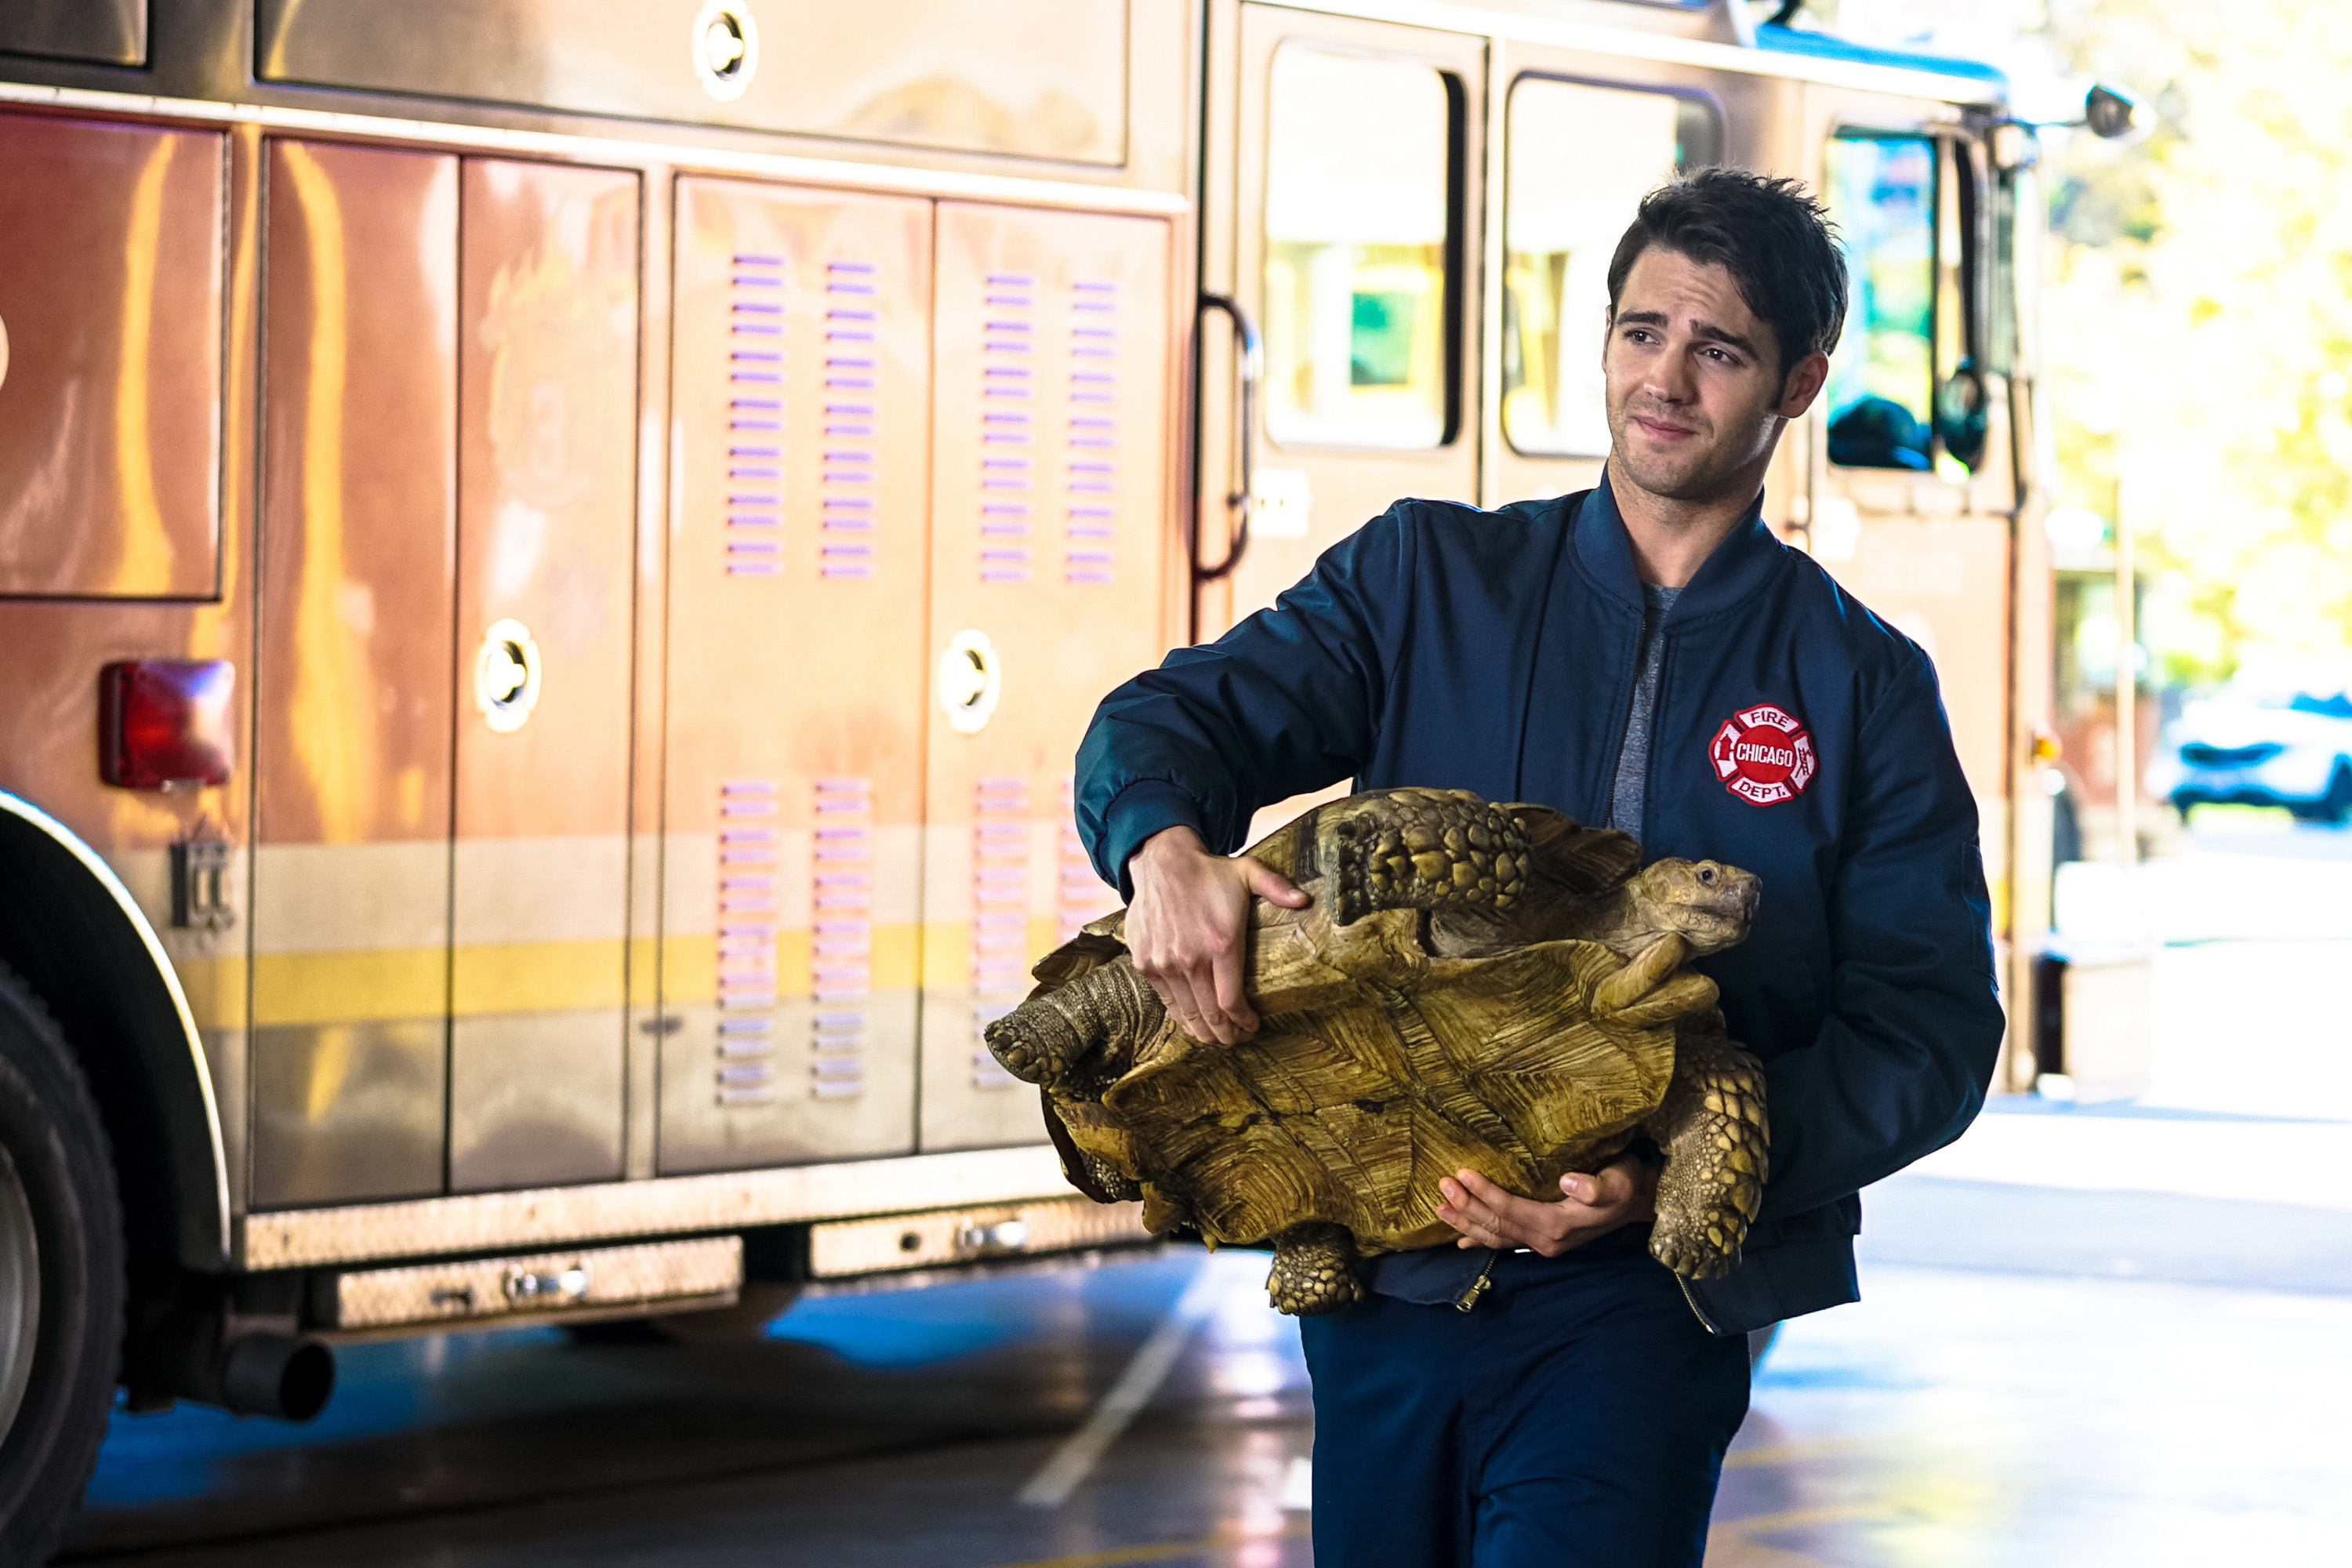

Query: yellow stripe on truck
left=252, top=940, right=629, bottom=1025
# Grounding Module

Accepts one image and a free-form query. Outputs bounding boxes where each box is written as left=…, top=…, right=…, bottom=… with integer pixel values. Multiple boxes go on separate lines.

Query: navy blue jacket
left=1074, top=479, right=2004, bottom=1334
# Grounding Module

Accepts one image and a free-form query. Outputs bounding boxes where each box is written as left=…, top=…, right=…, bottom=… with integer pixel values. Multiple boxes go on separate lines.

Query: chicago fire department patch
left=1709, top=704, right=1817, bottom=806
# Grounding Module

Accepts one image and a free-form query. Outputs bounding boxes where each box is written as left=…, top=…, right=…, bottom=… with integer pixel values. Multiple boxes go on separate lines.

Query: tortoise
left=985, top=787, right=1770, bottom=1316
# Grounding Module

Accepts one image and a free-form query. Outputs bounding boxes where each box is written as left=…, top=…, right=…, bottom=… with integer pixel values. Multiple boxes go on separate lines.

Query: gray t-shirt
left=1605, top=583, right=1680, bottom=845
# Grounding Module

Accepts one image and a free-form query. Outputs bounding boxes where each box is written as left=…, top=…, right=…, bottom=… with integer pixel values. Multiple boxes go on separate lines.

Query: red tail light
left=100, top=660, right=235, bottom=789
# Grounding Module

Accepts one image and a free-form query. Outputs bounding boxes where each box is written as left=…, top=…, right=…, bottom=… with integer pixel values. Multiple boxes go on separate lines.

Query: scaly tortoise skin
left=986, top=787, right=1770, bottom=1316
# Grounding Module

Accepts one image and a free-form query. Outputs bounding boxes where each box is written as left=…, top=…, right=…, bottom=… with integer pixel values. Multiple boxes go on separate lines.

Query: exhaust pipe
left=146, top=1316, right=337, bottom=1420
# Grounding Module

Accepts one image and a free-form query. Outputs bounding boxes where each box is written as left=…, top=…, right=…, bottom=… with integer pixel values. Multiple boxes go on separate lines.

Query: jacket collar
left=1571, top=469, right=1783, bottom=629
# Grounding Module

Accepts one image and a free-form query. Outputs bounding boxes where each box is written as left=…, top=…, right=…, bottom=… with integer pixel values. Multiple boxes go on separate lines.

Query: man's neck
left=1610, top=468, right=1763, bottom=589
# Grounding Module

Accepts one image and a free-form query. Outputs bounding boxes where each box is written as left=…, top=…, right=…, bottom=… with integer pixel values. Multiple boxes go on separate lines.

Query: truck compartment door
left=0, top=114, right=223, bottom=597
left=920, top=204, right=1173, bottom=1152
left=252, top=140, right=458, bottom=1207
left=448, top=161, right=641, bottom=1192
left=657, top=178, right=933, bottom=1174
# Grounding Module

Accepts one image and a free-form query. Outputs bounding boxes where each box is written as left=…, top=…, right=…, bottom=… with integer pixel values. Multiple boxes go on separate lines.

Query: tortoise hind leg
left=1642, top=1024, right=1769, bottom=1281
left=1319, top=790, right=1535, bottom=925
left=984, top=959, right=1164, bottom=1091
left=1265, top=1222, right=1364, bottom=1316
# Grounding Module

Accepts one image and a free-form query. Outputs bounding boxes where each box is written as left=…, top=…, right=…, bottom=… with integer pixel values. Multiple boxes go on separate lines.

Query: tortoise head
left=1626, top=858, right=1759, bottom=956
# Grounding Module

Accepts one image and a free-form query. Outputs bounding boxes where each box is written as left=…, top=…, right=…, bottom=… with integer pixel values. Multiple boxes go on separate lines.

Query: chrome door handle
left=1196, top=293, right=1261, bottom=583
left=503, top=1263, right=590, bottom=1305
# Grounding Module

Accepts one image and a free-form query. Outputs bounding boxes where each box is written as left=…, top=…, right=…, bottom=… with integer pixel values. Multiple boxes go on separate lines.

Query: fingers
left=1208, top=938, right=1260, bottom=1043
left=1437, top=1169, right=1544, bottom=1250
left=1150, top=966, right=1214, bottom=1044
left=1136, top=936, right=1249, bottom=1045
left=1558, top=1163, right=1631, bottom=1209
left=1125, top=836, right=1274, bottom=1047
left=1241, top=855, right=1312, bottom=909
left=1558, top=1151, right=1656, bottom=1223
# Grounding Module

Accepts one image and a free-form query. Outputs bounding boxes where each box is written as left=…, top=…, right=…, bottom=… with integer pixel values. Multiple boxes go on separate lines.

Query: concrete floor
left=54, top=837, right=2352, bottom=1566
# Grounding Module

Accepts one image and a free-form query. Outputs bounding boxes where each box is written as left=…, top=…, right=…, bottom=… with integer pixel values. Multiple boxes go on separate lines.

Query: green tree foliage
left=2035, top=0, right=2352, bottom=686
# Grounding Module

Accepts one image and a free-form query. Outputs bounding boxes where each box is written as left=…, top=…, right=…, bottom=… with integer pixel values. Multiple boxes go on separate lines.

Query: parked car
left=2153, top=686, right=2352, bottom=822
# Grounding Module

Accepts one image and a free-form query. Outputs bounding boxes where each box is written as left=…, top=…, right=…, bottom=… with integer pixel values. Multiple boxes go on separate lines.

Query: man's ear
left=1776, top=350, right=1831, bottom=419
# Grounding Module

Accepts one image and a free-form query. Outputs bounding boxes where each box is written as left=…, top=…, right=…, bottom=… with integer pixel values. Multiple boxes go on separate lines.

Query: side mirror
left=2084, top=83, right=2142, bottom=140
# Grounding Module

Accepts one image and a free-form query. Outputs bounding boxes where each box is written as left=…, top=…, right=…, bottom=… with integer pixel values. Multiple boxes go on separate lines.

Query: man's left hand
left=1436, top=1152, right=1658, bottom=1257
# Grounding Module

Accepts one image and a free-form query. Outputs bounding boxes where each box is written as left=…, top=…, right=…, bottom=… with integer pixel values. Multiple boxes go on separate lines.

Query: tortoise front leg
left=1265, top=1222, right=1364, bottom=1316
left=1642, top=1025, right=1769, bottom=1281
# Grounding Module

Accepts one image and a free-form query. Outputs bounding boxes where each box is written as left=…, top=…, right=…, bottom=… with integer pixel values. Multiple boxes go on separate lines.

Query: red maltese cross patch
left=1709, top=703, right=1817, bottom=806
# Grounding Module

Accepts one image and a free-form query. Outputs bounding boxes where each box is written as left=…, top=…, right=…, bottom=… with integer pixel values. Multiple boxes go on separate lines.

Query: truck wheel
left=0, top=964, right=125, bottom=1566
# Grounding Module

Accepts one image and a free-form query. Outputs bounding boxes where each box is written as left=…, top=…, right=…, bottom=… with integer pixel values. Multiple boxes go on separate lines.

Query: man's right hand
left=1124, top=826, right=1308, bottom=1046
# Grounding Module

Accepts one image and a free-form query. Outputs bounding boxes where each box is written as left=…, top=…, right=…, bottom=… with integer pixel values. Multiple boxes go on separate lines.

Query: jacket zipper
left=1675, top=1273, right=1724, bottom=1335
left=1452, top=1252, right=1498, bottom=1312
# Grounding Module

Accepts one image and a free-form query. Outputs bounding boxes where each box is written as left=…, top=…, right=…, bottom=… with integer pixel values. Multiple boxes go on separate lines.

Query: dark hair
left=1604, top=168, right=1848, bottom=386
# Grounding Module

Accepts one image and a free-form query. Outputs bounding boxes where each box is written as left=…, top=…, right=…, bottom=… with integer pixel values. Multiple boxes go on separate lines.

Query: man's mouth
left=1632, top=412, right=1698, bottom=441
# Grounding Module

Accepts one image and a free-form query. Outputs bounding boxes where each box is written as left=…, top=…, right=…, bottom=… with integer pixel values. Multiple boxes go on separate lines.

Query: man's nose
left=1645, top=346, right=1695, bottom=403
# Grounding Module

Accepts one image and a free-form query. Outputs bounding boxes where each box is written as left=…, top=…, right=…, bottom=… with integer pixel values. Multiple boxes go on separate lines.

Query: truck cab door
left=1197, top=4, right=1485, bottom=647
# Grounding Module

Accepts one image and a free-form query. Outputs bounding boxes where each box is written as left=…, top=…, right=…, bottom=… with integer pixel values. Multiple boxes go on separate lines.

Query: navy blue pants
left=1299, top=1241, right=1751, bottom=1567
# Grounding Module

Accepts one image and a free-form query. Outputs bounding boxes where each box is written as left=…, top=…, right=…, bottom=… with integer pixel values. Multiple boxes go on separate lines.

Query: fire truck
left=0, top=0, right=2124, bottom=1551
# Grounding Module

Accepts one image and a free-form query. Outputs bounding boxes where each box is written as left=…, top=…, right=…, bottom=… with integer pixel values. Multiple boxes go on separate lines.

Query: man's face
left=1602, top=246, right=1826, bottom=505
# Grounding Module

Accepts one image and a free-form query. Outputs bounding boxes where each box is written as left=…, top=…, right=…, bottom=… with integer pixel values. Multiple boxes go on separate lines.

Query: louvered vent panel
left=811, top=776, right=874, bottom=1098
left=716, top=778, right=780, bottom=1104
left=978, top=272, right=1036, bottom=583
left=820, top=261, right=879, bottom=579
left=1065, top=279, right=1119, bottom=585
left=724, top=254, right=786, bottom=578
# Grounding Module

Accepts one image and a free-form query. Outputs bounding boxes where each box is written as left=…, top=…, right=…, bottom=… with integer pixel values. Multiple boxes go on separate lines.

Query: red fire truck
left=0, top=0, right=2115, bottom=1551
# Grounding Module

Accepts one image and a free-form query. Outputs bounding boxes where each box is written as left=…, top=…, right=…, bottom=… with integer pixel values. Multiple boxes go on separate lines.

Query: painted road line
left=1016, top=1261, right=1236, bottom=1508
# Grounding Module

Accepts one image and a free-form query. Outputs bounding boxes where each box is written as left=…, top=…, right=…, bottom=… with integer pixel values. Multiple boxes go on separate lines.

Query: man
left=1073, top=170, right=2002, bottom=1565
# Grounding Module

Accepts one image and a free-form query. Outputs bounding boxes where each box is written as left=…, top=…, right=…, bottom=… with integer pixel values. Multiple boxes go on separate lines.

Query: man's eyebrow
left=1617, top=309, right=1762, bottom=358
left=1690, top=320, right=1762, bottom=357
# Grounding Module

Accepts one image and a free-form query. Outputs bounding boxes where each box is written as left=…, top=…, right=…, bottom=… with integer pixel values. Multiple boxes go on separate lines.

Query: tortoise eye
left=1698, top=866, right=1718, bottom=885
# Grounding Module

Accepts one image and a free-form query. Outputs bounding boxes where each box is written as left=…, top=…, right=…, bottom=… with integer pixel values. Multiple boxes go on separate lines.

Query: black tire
left=0, top=963, right=125, bottom=1566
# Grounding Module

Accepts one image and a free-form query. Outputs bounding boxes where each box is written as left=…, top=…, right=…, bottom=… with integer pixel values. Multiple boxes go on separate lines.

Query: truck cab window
left=1502, top=78, right=1720, bottom=458
left=1263, top=46, right=1457, bottom=448
left=1824, top=130, right=1937, bottom=470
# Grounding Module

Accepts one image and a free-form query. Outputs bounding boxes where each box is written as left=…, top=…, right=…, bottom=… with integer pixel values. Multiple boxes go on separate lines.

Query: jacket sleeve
left=1075, top=508, right=1417, bottom=897
left=1755, top=648, right=2006, bottom=1221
